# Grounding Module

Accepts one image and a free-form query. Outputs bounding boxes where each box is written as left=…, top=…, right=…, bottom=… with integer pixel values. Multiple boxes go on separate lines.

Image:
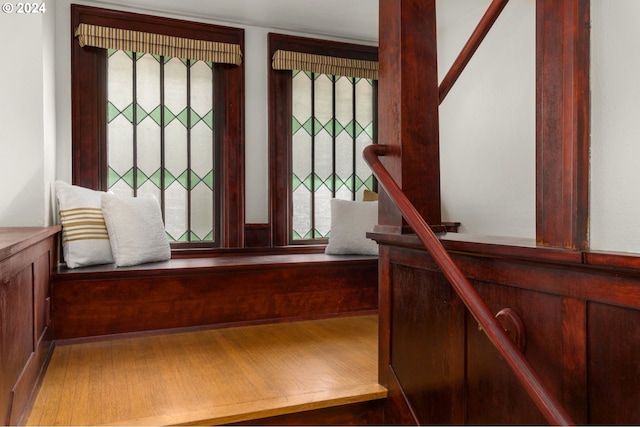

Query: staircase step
left=26, top=316, right=386, bottom=426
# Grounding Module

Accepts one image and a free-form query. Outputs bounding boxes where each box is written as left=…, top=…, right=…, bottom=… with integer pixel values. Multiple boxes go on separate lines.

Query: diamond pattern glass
left=291, top=71, right=376, bottom=240
left=107, top=49, right=216, bottom=243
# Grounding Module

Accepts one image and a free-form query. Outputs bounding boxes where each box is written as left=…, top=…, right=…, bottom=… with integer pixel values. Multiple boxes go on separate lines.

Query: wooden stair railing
left=364, top=144, right=575, bottom=426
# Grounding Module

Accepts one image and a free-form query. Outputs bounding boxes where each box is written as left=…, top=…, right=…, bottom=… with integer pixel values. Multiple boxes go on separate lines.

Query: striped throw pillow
left=55, top=181, right=114, bottom=268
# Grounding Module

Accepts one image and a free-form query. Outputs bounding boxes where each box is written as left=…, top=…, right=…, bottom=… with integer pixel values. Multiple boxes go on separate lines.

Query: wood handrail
left=364, top=144, right=574, bottom=426
left=439, top=0, right=510, bottom=104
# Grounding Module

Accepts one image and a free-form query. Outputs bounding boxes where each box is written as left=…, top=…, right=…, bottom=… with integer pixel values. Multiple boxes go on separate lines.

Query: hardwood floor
left=25, top=315, right=385, bottom=426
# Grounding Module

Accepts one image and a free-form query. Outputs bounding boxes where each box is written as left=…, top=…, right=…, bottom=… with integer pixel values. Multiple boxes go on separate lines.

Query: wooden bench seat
left=52, top=251, right=378, bottom=341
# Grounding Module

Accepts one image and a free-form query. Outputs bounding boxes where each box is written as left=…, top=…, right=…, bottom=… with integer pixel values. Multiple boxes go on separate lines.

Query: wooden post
left=536, top=0, right=590, bottom=249
left=377, top=0, right=441, bottom=233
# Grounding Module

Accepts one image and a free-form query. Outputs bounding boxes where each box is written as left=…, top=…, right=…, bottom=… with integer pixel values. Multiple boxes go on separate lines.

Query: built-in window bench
left=52, top=250, right=378, bottom=342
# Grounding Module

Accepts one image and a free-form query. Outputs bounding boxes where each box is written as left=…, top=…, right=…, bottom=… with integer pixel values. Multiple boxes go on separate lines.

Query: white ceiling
left=92, top=0, right=379, bottom=44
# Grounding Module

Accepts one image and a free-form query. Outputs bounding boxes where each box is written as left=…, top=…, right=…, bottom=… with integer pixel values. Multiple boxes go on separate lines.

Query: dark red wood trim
left=169, top=244, right=327, bottom=259
left=70, top=4, right=243, bottom=43
left=372, top=231, right=640, bottom=275
left=383, top=367, right=420, bottom=425
left=268, top=33, right=293, bottom=247
left=71, top=6, right=106, bottom=189
left=378, top=0, right=441, bottom=230
left=377, top=245, right=391, bottom=382
left=584, top=250, right=640, bottom=271
left=373, top=231, right=640, bottom=311
left=217, top=61, right=245, bottom=248
left=268, top=33, right=378, bottom=62
left=54, top=253, right=377, bottom=281
left=244, top=223, right=271, bottom=247
left=267, top=33, right=378, bottom=247
left=561, top=297, right=587, bottom=424
left=70, top=4, right=245, bottom=248
left=536, top=0, right=590, bottom=249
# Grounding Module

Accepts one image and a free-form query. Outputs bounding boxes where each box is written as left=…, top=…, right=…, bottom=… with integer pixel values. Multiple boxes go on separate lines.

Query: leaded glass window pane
left=291, top=71, right=376, bottom=241
left=106, top=49, right=217, bottom=243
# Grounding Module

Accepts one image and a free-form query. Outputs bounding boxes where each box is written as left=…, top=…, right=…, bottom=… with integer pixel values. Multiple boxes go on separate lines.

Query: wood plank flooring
left=26, top=316, right=385, bottom=426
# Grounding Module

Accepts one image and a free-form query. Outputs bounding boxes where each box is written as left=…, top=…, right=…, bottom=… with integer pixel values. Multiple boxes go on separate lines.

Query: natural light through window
left=291, top=71, right=376, bottom=240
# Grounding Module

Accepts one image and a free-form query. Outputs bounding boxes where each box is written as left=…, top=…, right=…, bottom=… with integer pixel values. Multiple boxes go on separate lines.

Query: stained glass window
left=107, top=49, right=217, bottom=243
left=291, top=71, right=376, bottom=240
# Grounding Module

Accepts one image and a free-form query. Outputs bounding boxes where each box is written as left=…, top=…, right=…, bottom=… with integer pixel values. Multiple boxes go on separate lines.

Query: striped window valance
left=272, top=50, right=378, bottom=80
left=75, top=23, right=242, bottom=65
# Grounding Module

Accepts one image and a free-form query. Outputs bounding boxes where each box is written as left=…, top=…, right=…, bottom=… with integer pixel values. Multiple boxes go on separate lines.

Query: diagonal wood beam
left=439, top=0, right=510, bottom=104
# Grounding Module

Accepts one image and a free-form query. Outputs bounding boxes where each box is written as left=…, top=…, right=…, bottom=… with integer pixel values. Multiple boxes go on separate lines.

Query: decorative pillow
left=325, top=199, right=378, bottom=255
left=55, top=181, right=114, bottom=268
left=362, top=189, right=379, bottom=201
left=101, top=193, right=171, bottom=267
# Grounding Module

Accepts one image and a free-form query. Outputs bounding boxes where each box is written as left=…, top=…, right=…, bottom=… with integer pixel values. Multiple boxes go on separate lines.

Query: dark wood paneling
left=374, top=232, right=640, bottom=425
left=588, top=303, right=640, bottom=424
left=561, top=297, right=587, bottom=424
left=10, top=251, right=55, bottom=426
left=0, top=267, right=33, bottom=426
left=0, top=228, right=58, bottom=426
left=466, top=282, right=562, bottom=425
left=390, top=263, right=465, bottom=424
left=382, top=368, right=419, bottom=425
left=244, top=223, right=271, bottom=247
left=33, top=252, right=51, bottom=346
left=52, top=255, right=378, bottom=340
left=232, top=400, right=384, bottom=426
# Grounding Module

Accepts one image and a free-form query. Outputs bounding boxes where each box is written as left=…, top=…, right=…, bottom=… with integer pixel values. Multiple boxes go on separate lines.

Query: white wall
left=590, top=1, right=640, bottom=253
left=437, top=0, right=640, bottom=252
left=437, top=0, right=536, bottom=239
left=43, top=1, right=57, bottom=225
left=0, top=4, right=56, bottom=226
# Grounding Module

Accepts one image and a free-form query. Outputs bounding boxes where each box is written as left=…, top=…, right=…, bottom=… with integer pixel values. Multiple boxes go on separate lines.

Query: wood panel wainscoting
left=371, top=231, right=640, bottom=425
left=0, top=227, right=60, bottom=426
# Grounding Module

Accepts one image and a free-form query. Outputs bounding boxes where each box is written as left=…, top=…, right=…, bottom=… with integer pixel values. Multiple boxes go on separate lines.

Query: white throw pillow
left=101, top=193, right=171, bottom=267
left=325, top=199, right=378, bottom=255
left=55, top=181, right=114, bottom=268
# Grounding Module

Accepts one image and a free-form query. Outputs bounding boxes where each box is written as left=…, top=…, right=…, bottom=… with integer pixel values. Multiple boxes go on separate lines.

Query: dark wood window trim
left=268, top=33, right=378, bottom=247
left=70, top=4, right=245, bottom=249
